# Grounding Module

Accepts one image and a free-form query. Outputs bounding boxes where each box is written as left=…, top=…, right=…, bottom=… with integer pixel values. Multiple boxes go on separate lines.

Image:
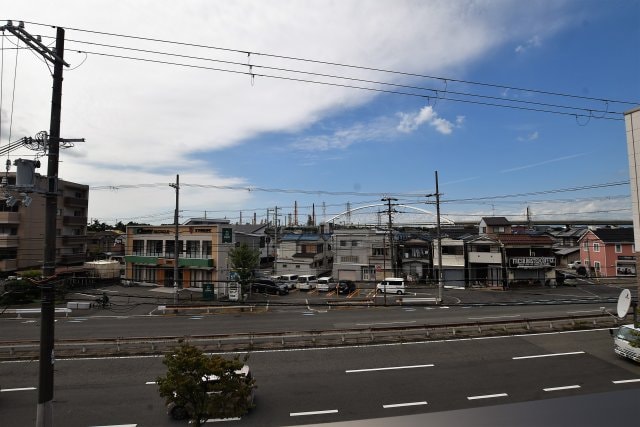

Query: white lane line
left=612, top=378, right=640, bottom=384
left=0, top=387, right=36, bottom=392
left=543, top=385, right=581, bottom=392
left=89, top=424, right=137, bottom=427
left=145, top=381, right=156, bottom=385
left=383, top=401, right=428, bottom=409
left=513, top=351, right=585, bottom=360
left=468, top=315, right=521, bottom=320
left=566, top=310, right=603, bottom=314
left=346, top=364, right=434, bottom=373
left=467, top=393, right=508, bottom=400
left=356, top=320, right=416, bottom=326
left=204, top=417, right=241, bottom=423
left=290, top=409, right=338, bottom=417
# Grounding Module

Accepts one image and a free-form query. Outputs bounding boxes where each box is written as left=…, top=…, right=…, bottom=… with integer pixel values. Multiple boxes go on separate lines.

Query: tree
left=156, top=343, right=256, bottom=426
left=228, top=243, right=260, bottom=296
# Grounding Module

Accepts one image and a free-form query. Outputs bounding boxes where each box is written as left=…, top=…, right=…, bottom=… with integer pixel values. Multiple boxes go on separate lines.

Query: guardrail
left=0, top=312, right=626, bottom=360
left=4, top=308, right=72, bottom=318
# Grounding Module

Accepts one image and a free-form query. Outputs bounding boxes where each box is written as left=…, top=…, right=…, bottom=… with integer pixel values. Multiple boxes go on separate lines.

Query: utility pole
left=170, top=175, right=180, bottom=304
left=381, top=197, right=398, bottom=277
left=426, top=171, right=443, bottom=304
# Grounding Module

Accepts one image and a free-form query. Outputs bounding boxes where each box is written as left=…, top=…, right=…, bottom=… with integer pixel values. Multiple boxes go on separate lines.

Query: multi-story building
left=433, top=237, right=466, bottom=288
left=497, top=233, right=556, bottom=285
left=463, top=235, right=504, bottom=287
left=577, top=227, right=635, bottom=277
left=275, top=232, right=332, bottom=277
left=0, top=171, right=88, bottom=273
left=124, top=219, right=267, bottom=296
left=331, top=227, right=388, bottom=282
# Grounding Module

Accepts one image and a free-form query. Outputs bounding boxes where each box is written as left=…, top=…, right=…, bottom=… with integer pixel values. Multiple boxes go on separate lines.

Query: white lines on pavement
left=0, top=387, right=36, bottom=392
left=383, top=401, right=428, bottom=409
left=566, top=309, right=604, bottom=314
left=356, top=320, right=416, bottom=326
left=543, top=385, right=581, bottom=392
left=290, top=409, right=338, bottom=417
left=145, top=381, right=156, bottom=385
left=346, top=364, right=434, bottom=374
left=612, top=378, right=640, bottom=384
left=513, top=351, right=585, bottom=360
left=89, top=424, right=137, bottom=427
left=467, top=393, right=508, bottom=400
left=204, top=417, right=241, bottom=423
left=468, top=315, right=521, bottom=320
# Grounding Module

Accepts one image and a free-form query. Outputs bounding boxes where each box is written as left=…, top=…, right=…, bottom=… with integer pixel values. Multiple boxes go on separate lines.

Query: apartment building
left=0, top=171, right=88, bottom=273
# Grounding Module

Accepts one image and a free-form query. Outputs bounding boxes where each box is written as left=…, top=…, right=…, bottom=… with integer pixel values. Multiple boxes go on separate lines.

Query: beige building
left=0, top=171, right=89, bottom=272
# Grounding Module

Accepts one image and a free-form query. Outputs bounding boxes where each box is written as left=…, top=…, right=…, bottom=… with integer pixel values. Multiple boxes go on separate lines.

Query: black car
left=251, top=279, right=289, bottom=295
left=337, top=280, right=356, bottom=295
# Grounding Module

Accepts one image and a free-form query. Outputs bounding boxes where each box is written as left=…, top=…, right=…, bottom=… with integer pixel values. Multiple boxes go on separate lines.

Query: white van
left=316, top=277, right=336, bottom=292
left=297, top=274, right=318, bottom=290
left=611, top=324, right=640, bottom=363
left=376, top=277, right=405, bottom=295
left=279, top=274, right=299, bottom=289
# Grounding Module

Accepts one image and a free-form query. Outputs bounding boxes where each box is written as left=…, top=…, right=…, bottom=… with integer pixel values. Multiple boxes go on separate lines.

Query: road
left=2, top=327, right=639, bottom=426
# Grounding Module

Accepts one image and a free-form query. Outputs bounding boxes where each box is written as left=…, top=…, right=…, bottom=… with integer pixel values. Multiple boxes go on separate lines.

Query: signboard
left=202, top=283, right=214, bottom=301
left=509, top=257, right=556, bottom=268
left=222, top=228, right=233, bottom=243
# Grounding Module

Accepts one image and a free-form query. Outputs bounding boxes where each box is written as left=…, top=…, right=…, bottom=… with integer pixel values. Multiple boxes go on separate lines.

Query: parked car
left=251, top=279, right=289, bottom=295
left=568, top=261, right=582, bottom=269
left=279, top=274, right=299, bottom=289
left=337, top=280, right=356, bottom=295
left=316, top=277, right=336, bottom=292
left=376, top=277, right=405, bottom=294
left=297, top=275, right=318, bottom=290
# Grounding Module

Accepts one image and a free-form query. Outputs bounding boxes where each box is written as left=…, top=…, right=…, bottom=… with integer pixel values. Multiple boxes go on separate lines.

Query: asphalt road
left=2, top=327, right=639, bottom=426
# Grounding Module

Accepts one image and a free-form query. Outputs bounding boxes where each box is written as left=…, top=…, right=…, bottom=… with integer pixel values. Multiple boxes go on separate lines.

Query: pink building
left=577, top=228, right=635, bottom=278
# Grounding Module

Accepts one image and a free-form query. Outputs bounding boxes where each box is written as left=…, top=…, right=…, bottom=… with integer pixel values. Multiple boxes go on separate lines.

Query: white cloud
left=397, top=106, right=460, bottom=135
left=517, top=131, right=539, bottom=141
left=1, top=0, right=577, bottom=222
left=515, top=35, right=542, bottom=53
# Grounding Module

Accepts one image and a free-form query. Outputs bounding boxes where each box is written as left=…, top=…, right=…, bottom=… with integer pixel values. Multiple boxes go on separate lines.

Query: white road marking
left=145, top=381, right=156, bottom=385
left=467, top=393, right=508, bottom=400
left=566, top=310, right=603, bottom=314
left=612, top=378, right=640, bottom=384
left=346, top=364, right=434, bottom=373
left=468, top=315, right=521, bottom=320
left=89, top=425, right=137, bottom=427
left=543, top=385, right=581, bottom=392
left=204, top=417, right=241, bottom=423
left=383, top=401, right=428, bottom=409
left=290, top=409, right=338, bottom=417
left=513, top=351, right=585, bottom=360
left=356, top=320, right=416, bottom=326
left=0, top=387, right=36, bottom=392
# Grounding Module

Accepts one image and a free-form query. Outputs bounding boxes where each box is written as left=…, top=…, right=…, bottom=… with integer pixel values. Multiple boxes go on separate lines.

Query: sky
left=1, top=0, right=639, bottom=227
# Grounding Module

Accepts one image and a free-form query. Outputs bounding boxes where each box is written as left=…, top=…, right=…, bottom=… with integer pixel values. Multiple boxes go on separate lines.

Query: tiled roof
left=496, top=234, right=554, bottom=245
left=482, top=217, right=511, bottom=226
left=590, top=228, right=634, bottom=243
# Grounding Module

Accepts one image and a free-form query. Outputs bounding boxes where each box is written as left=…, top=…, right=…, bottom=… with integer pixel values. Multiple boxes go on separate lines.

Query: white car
left=568, top=261, right=582, bottom=269
left=316, top=277, right=336, bottom=292
left=376, top=277, right=405, bottom=295
left=611, top=324, right=640, bottom=363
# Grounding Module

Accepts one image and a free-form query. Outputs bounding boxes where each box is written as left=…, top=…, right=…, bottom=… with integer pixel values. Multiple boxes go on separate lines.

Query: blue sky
left=1, top=1, right=639, bottom=226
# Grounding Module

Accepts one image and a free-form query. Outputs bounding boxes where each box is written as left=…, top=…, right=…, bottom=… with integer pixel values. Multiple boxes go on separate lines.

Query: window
left=341, top=255, right=359, bottom=263
left=186, top=241, right=200, bottom=258
left=351, top=240, right=359, bottom=247
left=583, top=241, right=589, bottom=250
left=340, top=240, right=347, bottom=247
left=593, top=243, right=600, bottom=252
left=295, top=265, right=300, bottom=269
left=372, top=247, right=387, bottom=256
left=594, top=261, right=601, bottom=272
left=133, top=240, right=144, bottom=255
left=147, top=240, right=162, bottom=256
left=615, top=244, right=622, bottom=253
left=202, top=241, right=212, bottom=258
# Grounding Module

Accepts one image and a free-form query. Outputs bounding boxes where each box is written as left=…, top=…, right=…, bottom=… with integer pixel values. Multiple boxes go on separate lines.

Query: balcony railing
left=63, top=216, right=87, bottom=226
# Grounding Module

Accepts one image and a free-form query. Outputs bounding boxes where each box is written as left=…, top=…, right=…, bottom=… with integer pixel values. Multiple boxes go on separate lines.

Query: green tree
left=228, top=243, right=260, bottom=296
left=156, top=343, right=255, bottom=426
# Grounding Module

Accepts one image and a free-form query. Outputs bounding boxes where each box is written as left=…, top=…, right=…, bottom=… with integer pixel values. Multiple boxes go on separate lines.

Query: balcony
left=0, top=212, right=20, bottom=223
left=0, top=235, right=19, bottom=247
left=62, top=235, right=87, bottom=245
left=63, top=216, right=88, bottom=226
left=59, top=253, right=86, bottom=265
left=63, top=196, right=88, bottom=207
left=0, top=259, right=17, bottom=271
